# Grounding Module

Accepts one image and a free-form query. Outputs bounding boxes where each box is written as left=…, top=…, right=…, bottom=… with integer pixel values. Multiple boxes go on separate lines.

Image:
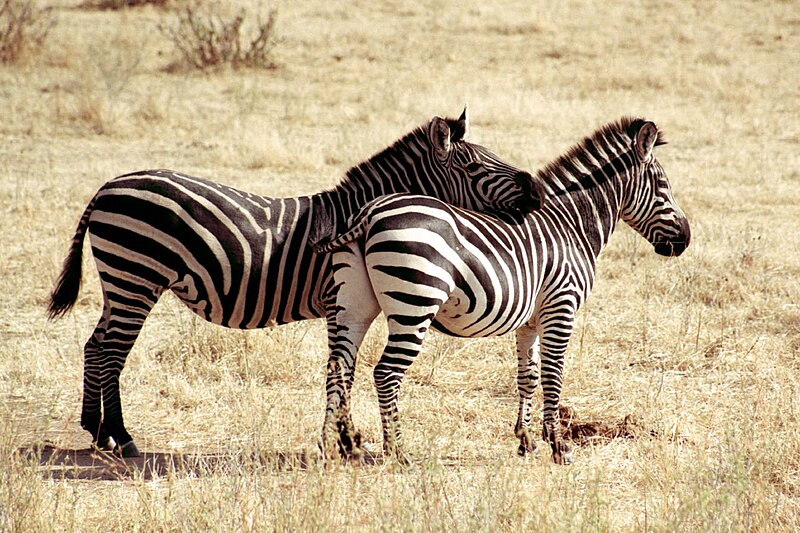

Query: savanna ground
left=1, top=0, right=799, bottom=530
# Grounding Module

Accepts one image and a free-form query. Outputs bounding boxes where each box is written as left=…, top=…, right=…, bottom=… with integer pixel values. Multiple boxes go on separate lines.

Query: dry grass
left=1, top=0, right=799, bottom=530
left=0, top=0, right=53, bottom=64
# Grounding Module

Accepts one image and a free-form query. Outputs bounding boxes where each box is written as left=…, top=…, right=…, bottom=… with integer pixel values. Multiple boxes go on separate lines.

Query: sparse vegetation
left=81, top=0, right=170, bottom=10
left=0, top=0, right=798, bottom=530
left=160, top=2, right=278, bottom=71
left=0, top=0, right=53, bottom=64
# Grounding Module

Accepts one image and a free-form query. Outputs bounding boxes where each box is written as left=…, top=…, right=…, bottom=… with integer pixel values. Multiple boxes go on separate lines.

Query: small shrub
left=81, top=0, right=170, bottom=10
left=160, top=2, right=278, bottom=71
left=0, top=0, right=54, bottom=64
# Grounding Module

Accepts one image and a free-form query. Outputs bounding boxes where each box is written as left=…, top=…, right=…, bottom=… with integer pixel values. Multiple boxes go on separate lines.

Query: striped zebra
left=47, top=108, right=538, bottom=458
left=313, top=117, right=691, bottom=464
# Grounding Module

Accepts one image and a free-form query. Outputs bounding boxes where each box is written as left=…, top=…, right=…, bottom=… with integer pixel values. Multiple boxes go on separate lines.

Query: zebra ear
left=634, top=121, right=659, bottom=161
left=452, top=104, right=470, bottom=142
left=430, top=116, right=452, bottom=161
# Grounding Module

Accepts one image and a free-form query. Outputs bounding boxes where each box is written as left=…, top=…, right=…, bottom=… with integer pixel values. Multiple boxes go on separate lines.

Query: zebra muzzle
left=513, top=171, right=545, bottom=213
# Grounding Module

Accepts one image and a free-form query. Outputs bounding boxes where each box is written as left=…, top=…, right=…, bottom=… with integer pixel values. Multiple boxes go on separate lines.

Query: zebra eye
left=466, top=162, right=482, bottom=174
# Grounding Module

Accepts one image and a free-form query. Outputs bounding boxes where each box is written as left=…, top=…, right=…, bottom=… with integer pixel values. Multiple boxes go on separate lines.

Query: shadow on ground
left=23, top=444, right=335, bottom=481
left=22, top=408, right=649, bottom=480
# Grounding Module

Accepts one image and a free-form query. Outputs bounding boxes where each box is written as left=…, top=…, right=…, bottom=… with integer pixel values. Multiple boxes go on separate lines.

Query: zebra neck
left=542, top=148, right=634, bottom=262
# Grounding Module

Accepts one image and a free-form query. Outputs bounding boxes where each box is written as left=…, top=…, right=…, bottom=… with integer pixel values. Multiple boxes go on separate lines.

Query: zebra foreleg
left=514, top=324, right=541, bottom=456
left=538, top=304, right=576, bottom=465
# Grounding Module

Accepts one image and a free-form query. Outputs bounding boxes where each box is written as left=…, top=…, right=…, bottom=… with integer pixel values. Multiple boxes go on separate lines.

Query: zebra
left=312, top=117, right=691, bottom=464
left=47, top=108, right=539, bottom=458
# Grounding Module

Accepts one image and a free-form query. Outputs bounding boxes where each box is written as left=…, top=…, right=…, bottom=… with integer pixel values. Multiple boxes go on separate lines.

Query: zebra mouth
left=514, top=195, right=541, bottom=214
left=654, top=240, right=688, bottom=257
left=512, top=171, right=543, bottom=214
left=654, top=219, right=691, bottom=257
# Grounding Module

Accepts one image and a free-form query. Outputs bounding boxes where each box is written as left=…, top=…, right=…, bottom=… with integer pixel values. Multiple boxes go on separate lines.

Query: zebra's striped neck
left=330, top=124, right=440, bottom=199
left=313, top=125, right=450, bottom=237
left=536, top=118, right=641, bottom=262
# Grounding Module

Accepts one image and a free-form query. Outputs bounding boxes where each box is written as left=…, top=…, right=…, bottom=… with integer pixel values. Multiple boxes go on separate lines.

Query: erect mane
left=537, top=116, right=665, bottom=192
left=329, top=115, right=465, bottom=193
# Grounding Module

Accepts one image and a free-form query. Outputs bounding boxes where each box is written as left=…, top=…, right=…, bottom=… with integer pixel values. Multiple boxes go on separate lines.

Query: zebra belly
left=91, top=173, right=330, bottom=330
left=432, top=292, right=527, bottom=338
left=168, top=244, right=330, bottom=329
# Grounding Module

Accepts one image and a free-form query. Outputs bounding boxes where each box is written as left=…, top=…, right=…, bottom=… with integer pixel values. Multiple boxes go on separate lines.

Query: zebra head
left=621, top=119, right=691, bottom=257
left=429, top=106, right=539, bottom=214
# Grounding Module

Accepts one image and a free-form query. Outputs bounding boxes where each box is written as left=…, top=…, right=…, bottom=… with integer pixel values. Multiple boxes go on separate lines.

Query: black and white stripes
left=48, top=109, right=535, bottom=457
left=315, top=117, right=690, bottom=464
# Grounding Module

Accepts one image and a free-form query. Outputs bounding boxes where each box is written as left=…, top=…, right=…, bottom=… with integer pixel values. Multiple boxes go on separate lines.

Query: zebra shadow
left=24, top=411, right=648, bottom=480
left=25, top=444, right=343, bottom=481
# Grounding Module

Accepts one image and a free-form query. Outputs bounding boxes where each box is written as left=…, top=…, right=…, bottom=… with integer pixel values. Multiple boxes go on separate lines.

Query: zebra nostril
left=681, top=218, right=691, bottom=248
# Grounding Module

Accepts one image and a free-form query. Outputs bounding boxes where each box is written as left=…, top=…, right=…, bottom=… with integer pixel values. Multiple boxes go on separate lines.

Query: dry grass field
left=1, top=0, right=799, bottom=530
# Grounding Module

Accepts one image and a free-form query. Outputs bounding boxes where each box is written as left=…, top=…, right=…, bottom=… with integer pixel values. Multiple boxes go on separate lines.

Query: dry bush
left=0, top=0, right=54, bottom=64
left=81, top=0, right=170, bottom=9
left=160, top=2, right=278, bottom=71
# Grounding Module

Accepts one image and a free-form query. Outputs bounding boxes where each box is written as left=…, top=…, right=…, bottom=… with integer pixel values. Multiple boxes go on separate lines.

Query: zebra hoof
left=94, top=436, right=116, bottom=452
left=115, top=440, right=141, bottom=458
left=389, top=449, right=412, bottom=467
left=552, top=448, right=574, bottom=465
left=516, top=429, right=537, bottom=456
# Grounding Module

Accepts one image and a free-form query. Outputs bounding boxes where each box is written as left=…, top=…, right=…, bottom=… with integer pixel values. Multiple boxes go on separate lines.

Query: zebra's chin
left=654, top=240, right=688, bottom=257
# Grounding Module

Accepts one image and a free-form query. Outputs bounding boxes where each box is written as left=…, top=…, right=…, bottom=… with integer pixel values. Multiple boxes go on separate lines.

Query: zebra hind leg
left=81, top=318, right=115, bottom=451
left=373, top=311, right=439, bottom=466
left=322, top=244, right=381, bottom=463
left=322, top=338, right=368, bottom=463
left=325, top=367, right=366, bottom=463
left=87, top=287, right=158, bottom=458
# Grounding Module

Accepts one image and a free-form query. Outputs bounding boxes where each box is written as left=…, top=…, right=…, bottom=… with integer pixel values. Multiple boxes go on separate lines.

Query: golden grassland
left=1, top=0, right=799, bottom=530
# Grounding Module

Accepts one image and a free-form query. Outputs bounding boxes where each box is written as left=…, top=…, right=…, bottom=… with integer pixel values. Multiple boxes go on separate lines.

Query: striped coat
left=314, top=117, right=691, bottom=464
left=48, top=109, right=535, bottom=457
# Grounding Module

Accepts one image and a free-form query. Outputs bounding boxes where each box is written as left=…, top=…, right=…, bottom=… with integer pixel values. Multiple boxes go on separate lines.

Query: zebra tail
left=47, top=199, right=94, bottom=319
left=314, top=223, right=367, bottom=254
left=310, top=203, right=370, bottom=255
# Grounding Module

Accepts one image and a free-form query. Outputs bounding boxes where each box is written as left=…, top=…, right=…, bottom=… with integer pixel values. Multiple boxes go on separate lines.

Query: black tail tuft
left=47, top=240, right=84, bottom=319
left=48, top=197, right=94, bottom=319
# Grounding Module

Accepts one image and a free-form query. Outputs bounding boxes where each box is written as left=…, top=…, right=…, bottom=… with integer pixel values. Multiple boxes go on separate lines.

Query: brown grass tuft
left=0, top=0, right=53, bottom=64
left=558, top=405, right=645, bottom=444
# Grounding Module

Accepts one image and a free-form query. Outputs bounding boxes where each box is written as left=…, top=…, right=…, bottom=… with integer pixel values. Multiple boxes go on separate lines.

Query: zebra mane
left=330, top=115, right=465, bottom=194
left=537, top=116, right=665, bottom=194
